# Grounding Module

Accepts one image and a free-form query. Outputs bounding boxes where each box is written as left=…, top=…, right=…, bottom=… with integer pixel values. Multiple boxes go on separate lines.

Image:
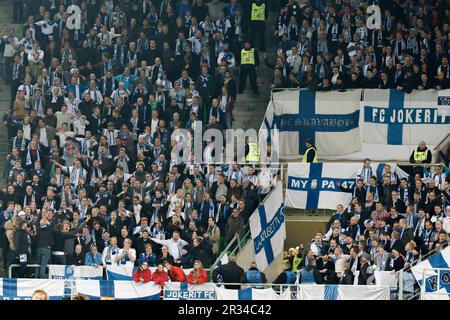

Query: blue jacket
left=85, top=252, right=103, bottom=266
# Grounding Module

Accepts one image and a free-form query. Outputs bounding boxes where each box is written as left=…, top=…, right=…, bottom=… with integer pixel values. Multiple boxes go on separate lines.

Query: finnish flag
left=411, top=247, right=450, bottom=299
left=0, top=279, right=65, bottom=300
left=215, top=286, right=291, bottom=300
left=261, top=89, right=362, bottom=158
left=298, top=284, right=390, bottom=300
left=48, top=265, right=103, bottom=280
left=285, top=163, right=358, bottom=210
left=249, top=183, right=286, bottom=270
left=106, top=263, right=136, bottom=280
left=362, top=89, right=450, bottom=146
left=75, top=280, right=161, bottom=300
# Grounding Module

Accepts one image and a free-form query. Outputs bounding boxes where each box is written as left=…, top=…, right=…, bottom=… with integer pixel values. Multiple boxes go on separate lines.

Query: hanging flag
left=75, top=280, right=161, bottom=300
left=249, top=183, right=286, bottom=270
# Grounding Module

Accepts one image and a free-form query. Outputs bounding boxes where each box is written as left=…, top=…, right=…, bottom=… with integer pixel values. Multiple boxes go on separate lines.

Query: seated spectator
left=84, top=246, right=103, bottom=267
left=139, top=244, right=157, bottom=267
left=69, top=244, right=85, bottom=266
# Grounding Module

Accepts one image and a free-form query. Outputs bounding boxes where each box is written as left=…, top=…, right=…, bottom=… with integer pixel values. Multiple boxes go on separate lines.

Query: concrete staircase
left=232, top=12, right=277, bottom=131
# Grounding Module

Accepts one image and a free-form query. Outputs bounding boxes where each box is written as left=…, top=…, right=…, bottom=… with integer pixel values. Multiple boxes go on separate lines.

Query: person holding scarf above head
left=357, top=158, right=374, bottom=187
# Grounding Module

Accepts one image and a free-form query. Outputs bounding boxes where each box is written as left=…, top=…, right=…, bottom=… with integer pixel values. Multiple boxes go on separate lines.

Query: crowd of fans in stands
left=268, top=0, right=450, bottom=92
left=280, top=158, right=450, bottom=286
left=1, top=0, right=450, bottom=288
left=0, top=0, right=278, bottom=279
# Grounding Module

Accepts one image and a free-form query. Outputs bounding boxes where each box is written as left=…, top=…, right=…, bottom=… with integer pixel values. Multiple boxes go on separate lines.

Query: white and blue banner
left=0, top=279, right=66, bottom=300
left=215, top=286, right=291, bottom=300
left=411, top=247, right=450, bottom=299
left=48, top=265, right=103, bottom=280
left=285, top=162, right=408, bottom=210
left=106, top=263, right=136, bottom=280
left=249, top=183, right=286, bottom=270
left=261, top=89, right=362, bottom=158
left=297, top=284, right=390, bottom=300
left=261, top=89, right=449, bottom=161
left=75, top=280, right=161, bottom=300
left=363, top=89, right=450, bottom=146
left=163, top=282, right=216, bottom=300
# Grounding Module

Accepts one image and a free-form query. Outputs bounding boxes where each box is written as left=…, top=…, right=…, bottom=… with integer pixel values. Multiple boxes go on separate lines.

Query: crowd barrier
left=0, top=278, right=392, bottom=300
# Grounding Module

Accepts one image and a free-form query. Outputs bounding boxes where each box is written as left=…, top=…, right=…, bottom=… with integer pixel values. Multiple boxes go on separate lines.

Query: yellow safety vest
left=413, top=148, right=428, bottom=162
left=246, top=142, right=260, bottom=163
left=251, top=3, right=266, bottom=22
left=241, top=48, right=255, bottom=65
left=302, top=146, right=318, bottom=163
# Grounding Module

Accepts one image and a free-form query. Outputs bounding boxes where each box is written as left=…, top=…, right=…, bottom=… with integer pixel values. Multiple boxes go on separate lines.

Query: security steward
left=245, top=138, right=260, bottom=164
left=409, top=140, right=432, bottom=175
left=250, top=0, right=268, bottom=52
left=238, top=40, right=260, bottom=96
left=303, top=138, right=318, bottom=163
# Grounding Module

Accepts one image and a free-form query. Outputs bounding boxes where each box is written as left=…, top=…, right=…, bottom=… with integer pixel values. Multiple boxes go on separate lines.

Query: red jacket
left=152, top=270, right=169, bottom=286
left=133, top=267, right=152, bottom=283
left=168, top=266, right=187, bottom=282
left=187, top=269, right=208, bottom=285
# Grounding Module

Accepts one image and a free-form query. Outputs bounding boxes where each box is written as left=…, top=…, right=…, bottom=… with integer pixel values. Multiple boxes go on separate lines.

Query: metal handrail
left=397, top=246, right=447, bottom=300
left=8, top=264, right=41, bottom=278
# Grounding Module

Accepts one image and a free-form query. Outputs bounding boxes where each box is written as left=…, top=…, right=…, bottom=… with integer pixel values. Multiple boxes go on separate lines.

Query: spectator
left=164, top=260, right=187, bottom=283
left=297, top=257, right=322, bottom=284
left=84, top=246, right=103, bottom=267
left=69, top=244, right=85, bottom=266
left=133, top=261, right=152, bottom=283
left=152, top=263, right=169, bottom=287
left=187, top=260, right=208, bottom=284
left=212, top=256, right=245, bottom=289
left=244, top=261, right=267, bottom=285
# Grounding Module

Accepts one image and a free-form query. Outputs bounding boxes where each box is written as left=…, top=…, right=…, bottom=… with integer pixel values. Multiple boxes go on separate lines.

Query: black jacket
left=15, top=229, right=29, bottom=255
left=212, top=261, right=245, bottom=289
left=36, top=221, right=56, bottom=248
left=358, top=262, right=370, bottom=285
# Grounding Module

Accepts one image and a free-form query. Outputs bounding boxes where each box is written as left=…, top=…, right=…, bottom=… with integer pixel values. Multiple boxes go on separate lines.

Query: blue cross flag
left=260, top=89, right=362, bottom=158
left=249, top=184, right=286, bottom=270
left=363, top=89, right=450, bottom=146
left=411, top=246, right=450, bottom=299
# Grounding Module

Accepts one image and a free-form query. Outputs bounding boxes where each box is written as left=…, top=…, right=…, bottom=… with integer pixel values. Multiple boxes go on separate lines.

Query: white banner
left=297, top=284, right=390, bottom=300
left=260, top=89, right=450, bottom=161
left=0, top=279, right=66, bottom=300
left=48, top=265, right=103, bottom=280
left=362, top=89, right=450, bottom=147
left=106, top=263, right=135, bottom=280
left=75, top=280, right=161, bottom=300
left=215, top=286, right=291, bottom=300
left=285, top=162, right=408, bottom=209
left=261, top=89, right=362, bottom=158
left=163, top=282, right=216, bottom=300
left=249, top=183, right=286, bottom=270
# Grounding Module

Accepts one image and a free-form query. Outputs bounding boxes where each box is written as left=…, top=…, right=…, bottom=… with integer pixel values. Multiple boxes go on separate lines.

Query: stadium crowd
left=0, top=0, right=280, bottom=279
left=0, top=0, right=449, bottom=289
left=268, top=0, right=450, bottom=92
left=279, top=158, right=450, bottom=286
